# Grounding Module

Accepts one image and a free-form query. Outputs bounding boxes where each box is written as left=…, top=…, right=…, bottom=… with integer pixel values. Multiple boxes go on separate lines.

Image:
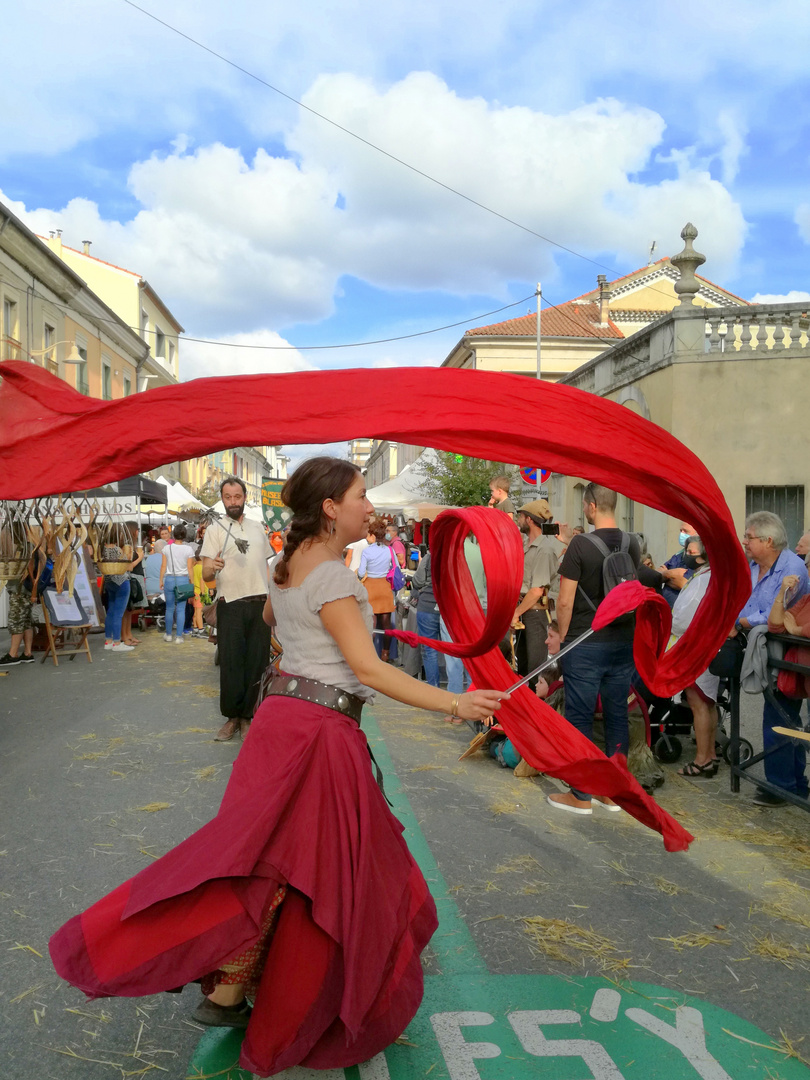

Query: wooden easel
left=41, top=604, right=92, bottom=667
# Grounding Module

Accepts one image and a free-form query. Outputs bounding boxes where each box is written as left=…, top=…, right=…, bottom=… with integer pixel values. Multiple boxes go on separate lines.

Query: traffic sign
left=519, top=466, right=536, bottom=485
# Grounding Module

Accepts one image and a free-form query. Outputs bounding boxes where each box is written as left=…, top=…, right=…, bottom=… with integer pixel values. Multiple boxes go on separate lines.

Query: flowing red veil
left=0, top=361, right=751, bottom=849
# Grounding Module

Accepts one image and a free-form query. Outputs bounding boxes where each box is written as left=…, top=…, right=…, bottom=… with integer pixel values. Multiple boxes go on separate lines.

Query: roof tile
left=468, top=302, right=623, bottom=340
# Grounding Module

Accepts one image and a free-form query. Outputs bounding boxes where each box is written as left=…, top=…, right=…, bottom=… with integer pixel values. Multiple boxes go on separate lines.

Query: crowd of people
left=36, top=457, right=810, bottom=1078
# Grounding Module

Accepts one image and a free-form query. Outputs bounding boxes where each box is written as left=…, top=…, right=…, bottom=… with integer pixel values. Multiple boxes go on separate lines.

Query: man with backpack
left=550, top=483, right=641, bottom=815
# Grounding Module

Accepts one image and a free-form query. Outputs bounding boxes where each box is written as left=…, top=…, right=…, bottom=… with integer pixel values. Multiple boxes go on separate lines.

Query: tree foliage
left=413, top=452, right=515, bottom=508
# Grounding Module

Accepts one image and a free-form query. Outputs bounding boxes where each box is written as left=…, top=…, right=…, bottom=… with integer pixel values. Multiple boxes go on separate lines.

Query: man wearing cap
left=510, top=500, right=560, bottom=690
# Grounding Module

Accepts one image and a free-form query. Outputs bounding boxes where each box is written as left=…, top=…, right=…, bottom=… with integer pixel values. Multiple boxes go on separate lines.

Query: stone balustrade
left=704, top=303, right=809, bottom=353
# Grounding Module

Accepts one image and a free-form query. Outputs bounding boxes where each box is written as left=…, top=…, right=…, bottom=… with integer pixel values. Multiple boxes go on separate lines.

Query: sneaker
left=547, top=792, right=592, bottom=815
left=0, top=653, right=22, bottom=666
left=752, top=789, right=787, bottom=807
left=111, top=642, right=135, bottom=653
left=192, top=996, right=252, bottom=1029
left=164, top=634, right=173, bottom=643
left=175, top=636, right=184, bottom=643
left=104, top=641, right=115, bottom=650
left=19, top=654, right=35, bottom=663
left=592, top=795, right=622, bottom=812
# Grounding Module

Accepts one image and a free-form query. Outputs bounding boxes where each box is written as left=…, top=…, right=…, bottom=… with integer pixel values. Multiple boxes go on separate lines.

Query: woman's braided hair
left=273, top=456, right=361, bottom=585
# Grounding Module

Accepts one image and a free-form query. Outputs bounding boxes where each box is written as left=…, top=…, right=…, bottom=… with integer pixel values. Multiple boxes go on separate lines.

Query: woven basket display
left=98, top=561, right=131, bottom=575
left=0, top=558, right=29, bottom=580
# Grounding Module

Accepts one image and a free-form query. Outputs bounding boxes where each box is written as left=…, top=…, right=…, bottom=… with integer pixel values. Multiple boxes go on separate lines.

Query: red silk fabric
left=0, top=362, right=751, bottom=845
left=392, top=509, right=691, bottom=850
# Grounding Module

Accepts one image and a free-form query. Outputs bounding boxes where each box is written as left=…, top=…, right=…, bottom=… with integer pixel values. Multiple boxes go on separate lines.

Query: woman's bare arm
left=262, top=595, right=276, bottom=626
left=319, top=596, right=506, bottom=721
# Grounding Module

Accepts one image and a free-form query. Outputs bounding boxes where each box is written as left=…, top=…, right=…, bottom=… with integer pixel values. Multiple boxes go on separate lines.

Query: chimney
left=597, top=274, right=610, bottom=326
left=82, top=240, right=92, bottom=255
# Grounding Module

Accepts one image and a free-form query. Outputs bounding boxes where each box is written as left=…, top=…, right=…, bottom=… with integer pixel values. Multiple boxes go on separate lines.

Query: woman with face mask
left=658, top=521, right=699, bottom=608
left=666, top=538, right=720, bottom=777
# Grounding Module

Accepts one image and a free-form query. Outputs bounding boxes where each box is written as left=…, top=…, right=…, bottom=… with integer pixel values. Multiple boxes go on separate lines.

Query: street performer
left=49, top=457, right=507, bottom=1077
left=201, top=476, right=274, bottom=741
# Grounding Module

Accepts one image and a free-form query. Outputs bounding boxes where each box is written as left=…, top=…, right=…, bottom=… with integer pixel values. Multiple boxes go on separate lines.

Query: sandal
left=678, top=759, right=719, bottom=778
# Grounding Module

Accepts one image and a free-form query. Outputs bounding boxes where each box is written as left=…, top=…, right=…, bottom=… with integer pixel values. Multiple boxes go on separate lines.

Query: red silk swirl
left=391, top=508, right=692, bottom=851
left=0, top=361, right=751, bottom=848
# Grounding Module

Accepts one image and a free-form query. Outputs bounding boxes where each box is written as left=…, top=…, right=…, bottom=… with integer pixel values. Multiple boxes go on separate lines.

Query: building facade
left=441, top=261, right=749, bottom=382
left=552, top=225, right=809, bottom=561
left=1, top=200, right=149, bottom=402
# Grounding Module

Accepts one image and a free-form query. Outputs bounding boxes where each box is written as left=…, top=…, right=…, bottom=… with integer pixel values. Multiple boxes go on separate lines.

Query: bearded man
left=202, top=477, right=273, bottom=741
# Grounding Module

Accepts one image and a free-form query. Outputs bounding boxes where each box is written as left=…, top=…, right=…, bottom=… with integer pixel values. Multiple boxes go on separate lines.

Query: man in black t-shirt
left=549, top=483, right=640, bottom=816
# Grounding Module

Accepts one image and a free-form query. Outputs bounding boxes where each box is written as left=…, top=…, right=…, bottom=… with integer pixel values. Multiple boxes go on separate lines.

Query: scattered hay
left=79, top=733, right=98, bottom=740
left=655, top=932, right=730, bottom=951
left=522, top=916, right=622, bottom=967
left=653, top=877, right=681, bottom=896
left=75, top=751, right=109, bottom=761
left=752, top=899, right=810, bottom=930
left=495, top=855, right=544, bottom=874
left=193, top=766, right=217, bottom=782
left=194, top=686, right=218, bottom=697
left=8, top=942, right=43, bottom=956
left=409, top=764, right=446, bottom=772
left=748, top=931, right=810, bottom=969
left=9, top=984, right=42, bottom=1004
left=134, top=802, right=173, bottom=813
left=489, top=799, right=520, bottom=815
left=162, top=679, right=191, bottom=686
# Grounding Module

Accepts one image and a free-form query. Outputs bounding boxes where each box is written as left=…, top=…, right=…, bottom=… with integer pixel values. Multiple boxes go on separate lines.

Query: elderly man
left=202, top=477, right=273, bottom=742
left=735, top=511, right=810, bottom=805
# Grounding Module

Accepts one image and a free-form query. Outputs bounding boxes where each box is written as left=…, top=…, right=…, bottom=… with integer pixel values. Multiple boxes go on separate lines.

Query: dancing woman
left=50, top=457, right=506, bottom=1077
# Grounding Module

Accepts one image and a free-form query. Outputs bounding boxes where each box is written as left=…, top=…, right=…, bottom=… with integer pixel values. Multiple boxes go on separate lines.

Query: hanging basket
left=0, top=557, right=29, bottom=580
left=98, top=560, right=130, bottom=575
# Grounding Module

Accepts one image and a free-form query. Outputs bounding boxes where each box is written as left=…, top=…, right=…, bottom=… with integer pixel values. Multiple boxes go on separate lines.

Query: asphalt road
left=1, top=626, right=809, bottom=1080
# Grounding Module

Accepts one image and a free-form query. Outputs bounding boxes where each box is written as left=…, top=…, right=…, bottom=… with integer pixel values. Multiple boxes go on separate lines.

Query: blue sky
left=2, top=0, right=809, bottom=391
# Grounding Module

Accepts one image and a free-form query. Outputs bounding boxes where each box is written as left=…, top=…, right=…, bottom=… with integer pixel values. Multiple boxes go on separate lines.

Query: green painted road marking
left=188, top=711, right=810, bottom=1079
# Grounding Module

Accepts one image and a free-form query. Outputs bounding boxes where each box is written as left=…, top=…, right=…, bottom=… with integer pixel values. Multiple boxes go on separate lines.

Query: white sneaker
left=175, top=636, right=184, bottom=643
left=104, top=641, right=115, bottom=650
left=164, top=634, right=173, bottom=642
left=111, top=642, right=135, bottom=653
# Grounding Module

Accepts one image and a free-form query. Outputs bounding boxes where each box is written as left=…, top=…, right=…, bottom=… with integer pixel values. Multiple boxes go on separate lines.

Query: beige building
left=551, top=224, right=809, bottom=561
left=41, top=233, right=181, bottom=390
left=348, top=438, right=374, bottom=470
left=1, top=200, right=149, bottom=401
left=441, top=260, right=749, bottom=381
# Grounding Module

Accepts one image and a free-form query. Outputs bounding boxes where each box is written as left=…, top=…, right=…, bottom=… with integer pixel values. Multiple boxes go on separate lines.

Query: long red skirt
left=49, top=696, right=438, bottom=1076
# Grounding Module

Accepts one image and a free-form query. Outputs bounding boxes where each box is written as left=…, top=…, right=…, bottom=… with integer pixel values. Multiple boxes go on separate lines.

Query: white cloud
left=2, top=72, right=747, bottom=337
left=750, top=290, right=810, bottom=305
left=179, top=328, right=315, bottom=381
left=796, top=204, right=810, bottom=245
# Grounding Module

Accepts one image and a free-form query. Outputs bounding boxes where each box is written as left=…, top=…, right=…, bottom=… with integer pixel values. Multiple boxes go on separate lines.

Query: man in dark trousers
left=550, top=483, right=640, bottom=815
left=201, top=477, right=273, bottom=742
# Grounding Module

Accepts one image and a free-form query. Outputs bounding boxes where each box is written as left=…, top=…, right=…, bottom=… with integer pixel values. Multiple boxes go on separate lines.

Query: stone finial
left=671, top=222, right=706, bottom=307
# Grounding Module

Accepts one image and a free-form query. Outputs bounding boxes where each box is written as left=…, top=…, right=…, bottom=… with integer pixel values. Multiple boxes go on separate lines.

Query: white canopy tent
left=365, top=460, right=452, bottom=519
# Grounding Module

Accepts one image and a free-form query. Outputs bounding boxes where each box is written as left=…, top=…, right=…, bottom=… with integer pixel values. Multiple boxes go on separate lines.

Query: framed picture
left=41, top=586, right=90, bottom=627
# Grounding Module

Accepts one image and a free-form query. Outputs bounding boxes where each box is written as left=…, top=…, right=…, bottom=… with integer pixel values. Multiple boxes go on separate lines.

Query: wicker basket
left=0, top=558, right=29, bottom=580
left=98, top=561, right=130, bottom=575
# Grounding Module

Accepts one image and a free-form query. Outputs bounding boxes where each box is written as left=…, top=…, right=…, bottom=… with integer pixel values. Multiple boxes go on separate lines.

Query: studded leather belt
left=259, top=670, right=365, bottom=724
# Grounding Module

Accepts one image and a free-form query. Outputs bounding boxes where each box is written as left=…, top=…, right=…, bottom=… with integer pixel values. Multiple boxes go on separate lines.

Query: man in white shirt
left=201, top=477, right=273, bottom=742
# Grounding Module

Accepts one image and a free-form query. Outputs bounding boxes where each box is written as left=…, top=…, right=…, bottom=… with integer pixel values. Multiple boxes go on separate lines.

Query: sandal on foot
left=678, top=759, right=719, bottom=778
left=193, top=996, right=252, bottom=1028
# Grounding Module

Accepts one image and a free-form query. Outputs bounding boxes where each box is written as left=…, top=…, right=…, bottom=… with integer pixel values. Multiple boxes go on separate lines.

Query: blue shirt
left=739, top=549, right=810, bottom=627
left=358, top=542, right=395, bottom=579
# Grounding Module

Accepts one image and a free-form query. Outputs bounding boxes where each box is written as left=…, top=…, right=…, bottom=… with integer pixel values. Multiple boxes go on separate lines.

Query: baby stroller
left=635, top=677, right=754, bottom=765
left=137, top=593, right=166, bottom=632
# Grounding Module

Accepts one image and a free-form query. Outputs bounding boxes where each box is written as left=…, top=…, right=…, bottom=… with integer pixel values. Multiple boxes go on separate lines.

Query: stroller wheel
left=653, top=735, right=682, bottom=763
left=723, top=738, right=754, bottom=765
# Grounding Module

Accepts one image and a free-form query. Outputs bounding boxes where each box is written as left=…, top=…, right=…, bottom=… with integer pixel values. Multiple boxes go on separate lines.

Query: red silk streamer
left=391, top=509, right=692, bottom=851
left=0, top=364, right=750, bottom=836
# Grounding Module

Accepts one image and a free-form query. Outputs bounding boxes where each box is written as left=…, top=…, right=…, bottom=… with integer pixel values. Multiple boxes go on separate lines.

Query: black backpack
left=577, top=532, right=637, bottom=612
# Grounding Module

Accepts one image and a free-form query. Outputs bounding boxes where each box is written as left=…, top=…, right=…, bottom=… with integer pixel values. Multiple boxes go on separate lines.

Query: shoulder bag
left=168, top=544, right=196, bottom=602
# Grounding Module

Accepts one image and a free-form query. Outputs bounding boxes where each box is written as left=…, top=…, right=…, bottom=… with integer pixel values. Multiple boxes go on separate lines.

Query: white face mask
left=678, top=530, right=690, bottom=547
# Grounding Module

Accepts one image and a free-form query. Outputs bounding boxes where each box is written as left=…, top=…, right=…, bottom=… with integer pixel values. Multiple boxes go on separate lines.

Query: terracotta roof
left=468, top=302, right=623, bottom=340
